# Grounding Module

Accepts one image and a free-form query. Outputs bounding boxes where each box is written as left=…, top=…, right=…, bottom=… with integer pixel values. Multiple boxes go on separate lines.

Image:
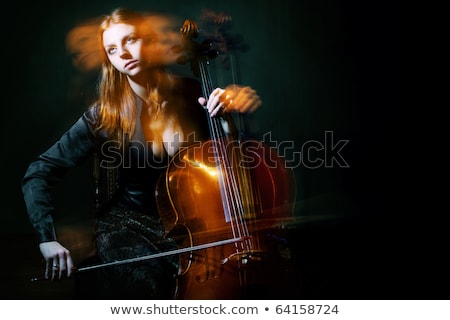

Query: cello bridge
left=220, top=250, right=265, bottom=265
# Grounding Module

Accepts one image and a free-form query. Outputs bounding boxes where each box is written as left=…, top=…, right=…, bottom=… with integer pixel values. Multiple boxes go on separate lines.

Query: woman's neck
left=127, top=68, right=172, bottom=101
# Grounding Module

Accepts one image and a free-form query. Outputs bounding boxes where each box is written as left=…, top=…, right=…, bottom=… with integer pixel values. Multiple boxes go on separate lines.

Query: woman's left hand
left=199, top=85, right=262, bottom=116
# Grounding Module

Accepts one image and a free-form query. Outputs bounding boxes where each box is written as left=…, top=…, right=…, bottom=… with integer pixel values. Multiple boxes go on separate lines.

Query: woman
left=21, top=8, right=261, bottom=299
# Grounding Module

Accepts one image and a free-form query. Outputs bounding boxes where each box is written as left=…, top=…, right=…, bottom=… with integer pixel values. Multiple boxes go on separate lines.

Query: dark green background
left=3, top=0, right=443, bottom=300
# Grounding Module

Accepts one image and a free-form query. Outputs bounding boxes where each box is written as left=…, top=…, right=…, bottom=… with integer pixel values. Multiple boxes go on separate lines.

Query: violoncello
left=155, top=16, right=298, bottom=299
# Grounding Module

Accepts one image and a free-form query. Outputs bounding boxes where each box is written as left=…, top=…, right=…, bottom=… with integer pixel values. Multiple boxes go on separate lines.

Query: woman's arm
left=21, top=108, right=100, bottom=278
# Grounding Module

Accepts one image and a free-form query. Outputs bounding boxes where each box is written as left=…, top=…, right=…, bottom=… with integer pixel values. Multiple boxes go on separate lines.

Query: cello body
left=155, top=138, right=297, bottom=299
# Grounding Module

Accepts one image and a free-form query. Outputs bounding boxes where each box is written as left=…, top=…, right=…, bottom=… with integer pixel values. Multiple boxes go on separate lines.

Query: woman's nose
left=119, top=48, right=131, bottom=59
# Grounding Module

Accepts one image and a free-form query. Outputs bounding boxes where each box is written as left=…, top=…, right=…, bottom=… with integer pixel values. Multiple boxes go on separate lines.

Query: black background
left=2, top=0, right=446, bottom=299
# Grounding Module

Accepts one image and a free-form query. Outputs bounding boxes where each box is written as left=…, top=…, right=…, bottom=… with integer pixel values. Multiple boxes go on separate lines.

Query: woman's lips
left=125, top=60, right=138, bottom=69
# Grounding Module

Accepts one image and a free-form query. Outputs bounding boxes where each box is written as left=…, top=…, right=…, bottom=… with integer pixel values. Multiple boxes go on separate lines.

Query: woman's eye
left=107, top=47, right=117, bottom=55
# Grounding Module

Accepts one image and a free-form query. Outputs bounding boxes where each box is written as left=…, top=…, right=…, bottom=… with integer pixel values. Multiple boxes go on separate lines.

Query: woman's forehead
left=102, top=23, right=137, bottom=46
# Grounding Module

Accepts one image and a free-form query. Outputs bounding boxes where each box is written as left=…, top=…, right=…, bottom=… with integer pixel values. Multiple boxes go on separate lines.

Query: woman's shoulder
left=82, top=104, right=101, bottom=126
left=72, top=104, right=107, bottom=142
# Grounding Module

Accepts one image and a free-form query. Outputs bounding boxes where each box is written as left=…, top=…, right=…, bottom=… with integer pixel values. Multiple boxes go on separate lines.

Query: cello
left=155, top=16, right=298, bottom=299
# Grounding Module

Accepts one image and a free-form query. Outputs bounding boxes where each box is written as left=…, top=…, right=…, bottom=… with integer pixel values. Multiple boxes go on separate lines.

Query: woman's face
left=102, top=22, right=145, bottom=77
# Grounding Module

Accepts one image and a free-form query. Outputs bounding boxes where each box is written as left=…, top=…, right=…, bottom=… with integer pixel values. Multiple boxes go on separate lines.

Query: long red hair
left=95, top=8, right=147, bottom=144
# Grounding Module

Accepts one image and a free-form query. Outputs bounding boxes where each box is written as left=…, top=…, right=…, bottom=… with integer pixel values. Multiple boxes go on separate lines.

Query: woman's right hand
left=39, top=241, right=74, bottom=280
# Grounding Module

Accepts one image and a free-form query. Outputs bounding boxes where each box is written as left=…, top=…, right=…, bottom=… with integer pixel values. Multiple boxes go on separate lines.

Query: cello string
left=198, top=62, right=230, bottom=219
left=198, top=61, right=250, bottom=253
left=198, top=62, right=239, bottom=239
left=227, top=52, right=257, bottom=251
left=230, top=144, right=254, bottom=250
left=226, top=53, right=255, bottom=251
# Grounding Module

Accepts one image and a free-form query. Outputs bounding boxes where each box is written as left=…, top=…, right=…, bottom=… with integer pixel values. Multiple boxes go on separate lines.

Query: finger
left=224, top=99, right=233, bottom=112
left=210, top=102, right=225, bottom=117
left=250, top=97, right=262, bottom=112
left=234, top=86, right=256, bottom=104
left=58, top=254, right=66, bottom=280
left=239, top=96, right=262, bottom=113
left=44, top=259, right=50, bottom=280
left=221, top=94, right=238, bottom=112
left=223, top=84, right=239, bottom=100
left=198, top=97, right=207, bottom=106
left=51, top=258, right=58, bottom=281
left=230, top=89, right=249, bottom=111
left=66, top=252, right=74, bottom=278
left=207, top=88, right=224, bottom=113
left=234, top=90, right=260, bottom=113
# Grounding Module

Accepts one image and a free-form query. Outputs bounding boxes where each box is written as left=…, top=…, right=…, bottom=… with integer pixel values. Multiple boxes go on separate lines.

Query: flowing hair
left=95, top=8, right=147, bottom=146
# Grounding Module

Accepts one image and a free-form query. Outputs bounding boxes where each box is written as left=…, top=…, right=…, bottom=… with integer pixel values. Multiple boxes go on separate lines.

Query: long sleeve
left=21, top=108, right=100, bottom=243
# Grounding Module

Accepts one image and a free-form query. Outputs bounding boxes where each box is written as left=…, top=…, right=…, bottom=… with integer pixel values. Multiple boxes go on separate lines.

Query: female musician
left=21, top=8, right=261, bottom=299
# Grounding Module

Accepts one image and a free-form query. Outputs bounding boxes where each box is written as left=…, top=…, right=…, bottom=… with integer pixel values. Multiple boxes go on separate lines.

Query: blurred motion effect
left=65, top=12, right=185, bottom=74
left=66, top=19, right=103, bottom=73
